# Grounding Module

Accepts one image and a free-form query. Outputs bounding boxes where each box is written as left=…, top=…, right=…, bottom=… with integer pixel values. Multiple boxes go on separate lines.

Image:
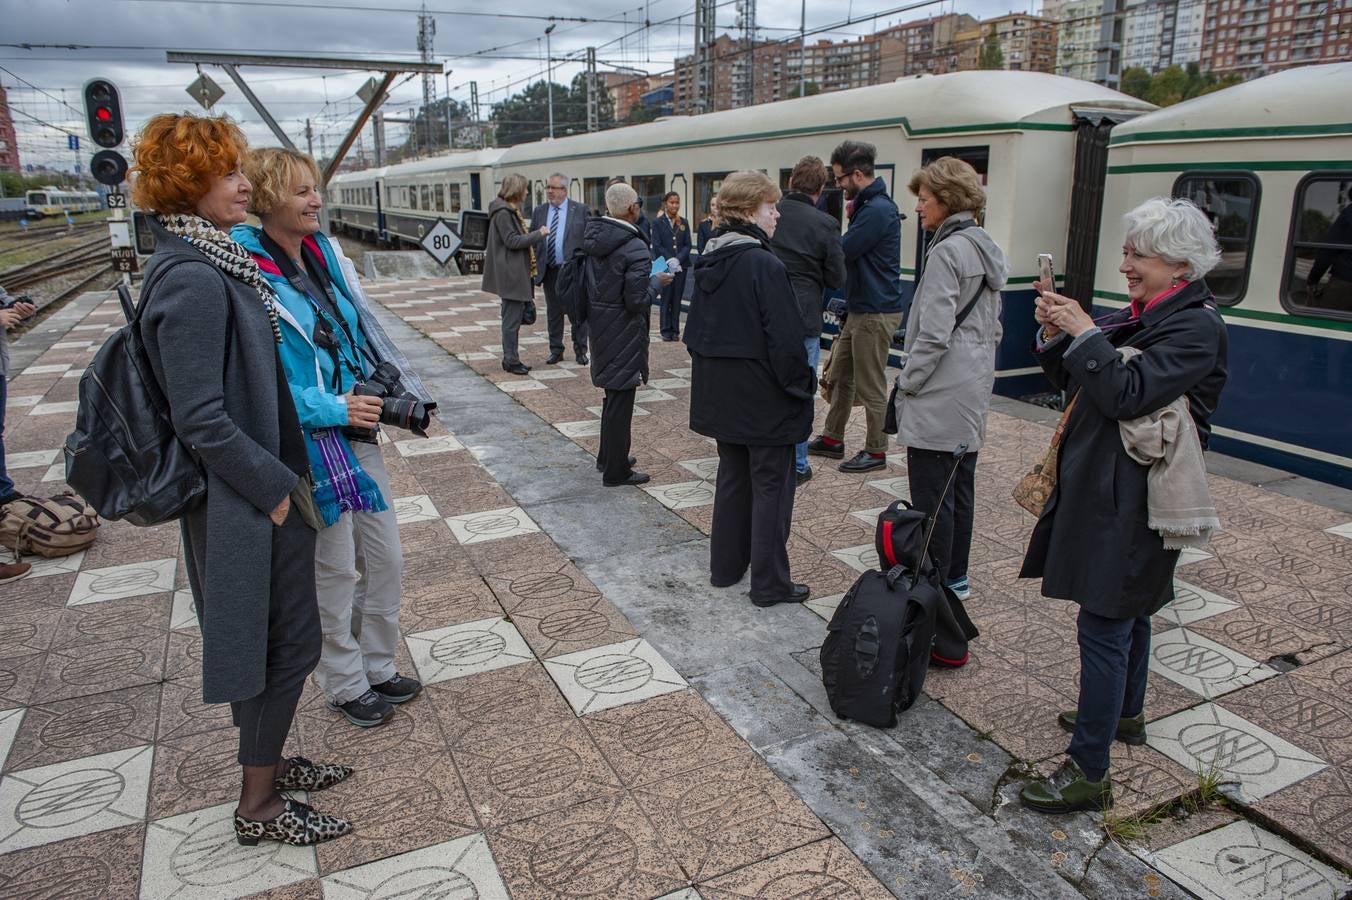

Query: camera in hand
left=0, top=294, right=36, bottom=321
left=344, top=361, right=436, bottom=443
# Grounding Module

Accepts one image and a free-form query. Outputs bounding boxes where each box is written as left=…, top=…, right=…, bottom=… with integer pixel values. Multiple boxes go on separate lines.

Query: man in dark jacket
left=807, top=140, right=904, bottom=474
left=584, top=181, right=672, bottom=487
left=650, top=191, right=693, bottom=341
left=530, top=172, right=590, bottom=365
left=770, top=155, right=846, bottom=485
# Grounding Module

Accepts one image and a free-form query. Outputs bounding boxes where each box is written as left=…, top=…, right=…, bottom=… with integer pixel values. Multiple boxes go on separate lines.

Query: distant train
left=24, top=188, right=102, bottom=218
left=330, top=63, right=1352, bottom=488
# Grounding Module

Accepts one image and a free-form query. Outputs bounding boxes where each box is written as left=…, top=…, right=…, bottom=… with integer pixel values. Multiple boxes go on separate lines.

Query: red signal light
left=96, top=107, right=112, bottom=121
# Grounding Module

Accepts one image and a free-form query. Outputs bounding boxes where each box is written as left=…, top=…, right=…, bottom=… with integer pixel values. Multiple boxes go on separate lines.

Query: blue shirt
left=548, top=201, right=568, bottom=265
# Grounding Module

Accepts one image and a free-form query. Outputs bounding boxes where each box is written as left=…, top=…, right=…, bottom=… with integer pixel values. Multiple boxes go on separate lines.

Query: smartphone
left=1036, top=253, right=1055, bottom=295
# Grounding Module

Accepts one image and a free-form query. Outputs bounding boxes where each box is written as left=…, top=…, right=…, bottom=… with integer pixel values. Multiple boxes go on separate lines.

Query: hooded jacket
left=892, top=212, right=1006, bottom=452
left=584, top=216, right=656, bottom=391
left=841, top=177, right=904, bottom=314
left=684, top=229, right=815, bottom=445
left=770, top=192, right=847, bottom=337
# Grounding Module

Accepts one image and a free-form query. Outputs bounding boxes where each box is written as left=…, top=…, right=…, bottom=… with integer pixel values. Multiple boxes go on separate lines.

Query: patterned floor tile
left=554, top=419, right=602, bottom=438
left=1176, top=547, right=1214, bottom=567
left=30, top=401, right=79, bottom=416
left=635, top=388, right=676, bottom=404
left=0, top=823, right=145, bottom=897
left=1146, top=820, right=1351, bottom=900
left=169, top=590, right=198, bottom=631
left=5, top=448, right=60, bottom=468
left=394, top=434, right=464, bottom=456
left=30, top=633, right=167, bottom=705
left=633, top=753, right=830, bottom=882
left=139, top=800, right=318, bottom=899
left=507, top=594, right=638, bottom=660
left=66, top=558, right=177, bottom=606
left=676, top=457, right=719, bottom=481
left=585, top=404, right=648, bottom=418
left=1156, top=579, right=1241, bottom=626
left=1148, top=627, right=1279, bottom=699
left=0, top=708, right=24, bottom=769
left=487, top=792, right=687, bottom=899
left=583, top=691, right=749, bottom=790
left=322, top=833, right=509, bottom=898
left=864, top=476, right=910, bottom=499
left=445, top=506, right=542, bottom=545
left=830, top=544, right=879, bottom=574
left=405, top=617, right=536, bottom=686
left=1146, top=702, right=1326, bottom=801
left=804, top=592, right=845, bottom=621
left=698, top=838, right=892, bottom=899
left=497, top=379, right=548, bottom=393
left=642, top=480, right=716, bottom=511
left=4, top=683, right=160, bottom=773
left=544, top=639, right=688, bottom=716
left=391, top=494, right=441, bottom=525
left=0, top=744, right=154, bottom=853
left=531, top=368, right=576, bottom=380
left=423, top=662, right=576, bottom=748
left=1325, top=521, right=1352, bottom=540
left=146, top=724, right=253, bottom=821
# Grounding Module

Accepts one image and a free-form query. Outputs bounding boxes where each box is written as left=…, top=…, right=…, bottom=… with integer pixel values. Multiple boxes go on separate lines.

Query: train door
left=375, top=178, right=386, bottom=243
left=913, top=146, right=989, bottom=282
left=1064, top=109, right=1138, bottom=309
left=470, top=173, right=482, bottom=211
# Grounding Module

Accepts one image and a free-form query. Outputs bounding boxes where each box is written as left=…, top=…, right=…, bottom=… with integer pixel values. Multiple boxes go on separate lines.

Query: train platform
left=0, top=276, right=1349, bottom=899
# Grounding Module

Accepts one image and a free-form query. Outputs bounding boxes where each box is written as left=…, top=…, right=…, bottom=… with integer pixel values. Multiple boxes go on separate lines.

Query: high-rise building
left=1122, top=0, right=1208, bottom=71
left=875, top=13, right=980, bottom=80
left=1202, top=0, right=1352, bottom=77
left=674, top=34, right=745, bottom=113
left=1049, top=0, right=1122, bottom=85
left=957, top=13, right=1059, bottom=72
left=0, top=85, right=20, bottom=175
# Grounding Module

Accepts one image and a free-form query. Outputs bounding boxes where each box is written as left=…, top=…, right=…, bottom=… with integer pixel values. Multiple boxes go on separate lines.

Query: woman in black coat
left=685, top=171, right=816, bottom=607
left=1019, top=197, right=1228, bottom=813
left=131, top=113, right=352, bottom=846
left=583, top=181, right=670, bottom=486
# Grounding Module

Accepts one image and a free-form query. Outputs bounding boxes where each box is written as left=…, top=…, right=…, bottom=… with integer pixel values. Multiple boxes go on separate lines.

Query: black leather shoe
left=796, top=467, right=813, bottom=486
left=502, top=362, right=530, bottom=375
left=596, top=455, right=637, bottom=472
left=603, top=471, right=651, bottom=487
left=806, top=437, right=844, bottom=459
left=545, top=352, right=564, bottom=364
left=751, top=583, right=811, bottom=608
left=576, top=352, right=589, bottom=365
left=839, top=451, right=886, bottom=473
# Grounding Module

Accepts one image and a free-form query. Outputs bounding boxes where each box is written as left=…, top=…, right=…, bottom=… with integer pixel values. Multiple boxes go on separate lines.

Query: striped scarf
left=156, top=213, right=282, bottom=343
left=307, top=428, right=387, bottom=527
left=512, top=206, right=538, bottom=282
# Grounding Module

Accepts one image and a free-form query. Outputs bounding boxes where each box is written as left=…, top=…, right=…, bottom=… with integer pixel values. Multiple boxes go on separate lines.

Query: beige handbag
left=1012, top=393, right=1079, bottom=517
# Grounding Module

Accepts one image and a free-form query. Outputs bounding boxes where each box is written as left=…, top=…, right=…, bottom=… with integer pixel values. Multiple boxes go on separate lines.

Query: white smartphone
left=1036, top=253, right=1055, bottom=295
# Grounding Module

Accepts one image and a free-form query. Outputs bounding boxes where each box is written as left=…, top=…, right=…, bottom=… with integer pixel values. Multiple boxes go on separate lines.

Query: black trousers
left=710, top=441, right=796, bottom=602
left=212, top=507, right=321, bottom=767
left=598, top=387, right=636, bottom=483
left=658, top=271, right=687, bottom=339
left=905, top=448, right=978, bottom=585
left=541, top=266, right=589, bottom=358
left=1068, top=609, right=1151, bottom=779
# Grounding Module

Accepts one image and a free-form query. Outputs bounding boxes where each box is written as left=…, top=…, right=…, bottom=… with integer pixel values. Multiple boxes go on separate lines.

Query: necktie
left=549, top=205, right=561, bottom=266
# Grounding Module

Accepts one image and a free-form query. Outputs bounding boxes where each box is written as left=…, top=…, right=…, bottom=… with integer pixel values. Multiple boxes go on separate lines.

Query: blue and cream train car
left=329, top=149, right=504, bottom=246
left=24, top=188, right=101, bottom=217
left=1093, top=62, right=1352, bottom=487
left=494, top=70, right=1155, bottom=390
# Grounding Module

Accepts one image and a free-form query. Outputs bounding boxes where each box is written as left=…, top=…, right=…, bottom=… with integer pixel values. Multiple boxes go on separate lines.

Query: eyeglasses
left=834, top=170, right=857, bottom=185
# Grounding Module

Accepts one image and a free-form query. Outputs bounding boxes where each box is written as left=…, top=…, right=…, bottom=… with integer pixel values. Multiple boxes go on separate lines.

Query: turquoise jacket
left=231, top=226, right=368, bottom=428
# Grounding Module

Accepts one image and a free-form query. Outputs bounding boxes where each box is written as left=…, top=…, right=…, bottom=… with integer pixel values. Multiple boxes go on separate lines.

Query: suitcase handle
left=913, top=443, right=969, bottom=576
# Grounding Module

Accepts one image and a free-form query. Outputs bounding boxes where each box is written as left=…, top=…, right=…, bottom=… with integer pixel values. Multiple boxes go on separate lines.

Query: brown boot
left=0, top=561, right=32, bottom=584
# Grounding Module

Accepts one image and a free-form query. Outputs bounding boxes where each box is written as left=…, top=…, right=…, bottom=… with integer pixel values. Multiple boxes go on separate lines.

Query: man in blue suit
left=650, top=191, right=692, bottom=341
left=530, top=172, right=590, bottom=364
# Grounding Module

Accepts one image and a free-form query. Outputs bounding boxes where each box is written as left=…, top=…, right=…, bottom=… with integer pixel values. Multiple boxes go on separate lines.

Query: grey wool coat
left=481, top=197, right=545, bottom=302
left=140, top=219, right=304, bottom=704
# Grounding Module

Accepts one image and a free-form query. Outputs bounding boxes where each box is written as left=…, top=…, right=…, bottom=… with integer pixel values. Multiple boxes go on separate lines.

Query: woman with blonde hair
left=131, top=114, right=351, bottom=846
left=483, top=173, right=549, bottom=375
left=684, top=171, right=816, bottom=608
left=233, top=147, right=428, bottom=730
left=895, top=155, right=1008, bottom=603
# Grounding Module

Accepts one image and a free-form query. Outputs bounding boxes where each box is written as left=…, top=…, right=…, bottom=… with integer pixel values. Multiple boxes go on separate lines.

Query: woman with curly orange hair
left=132, top=113, right=353, bottom=847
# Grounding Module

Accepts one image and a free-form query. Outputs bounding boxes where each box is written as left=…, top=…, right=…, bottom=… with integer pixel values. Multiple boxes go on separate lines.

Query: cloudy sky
left=3, top=0, right=1040, bottom=170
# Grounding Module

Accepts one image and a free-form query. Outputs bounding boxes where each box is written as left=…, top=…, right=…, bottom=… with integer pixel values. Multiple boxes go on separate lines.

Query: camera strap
left=260, top=232, right=365, bottom=391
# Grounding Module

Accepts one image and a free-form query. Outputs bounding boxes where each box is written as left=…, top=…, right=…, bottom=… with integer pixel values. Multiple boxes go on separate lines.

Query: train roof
left=1110, top=62, right=1352, bottom=145
left=497, top=70, right=1154, bottom=166
left=330, top=148, right=507, bottom=185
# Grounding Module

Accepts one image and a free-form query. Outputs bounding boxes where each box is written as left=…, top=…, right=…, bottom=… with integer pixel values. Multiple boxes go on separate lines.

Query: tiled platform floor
left=1, top=275, right=1349, bottom=898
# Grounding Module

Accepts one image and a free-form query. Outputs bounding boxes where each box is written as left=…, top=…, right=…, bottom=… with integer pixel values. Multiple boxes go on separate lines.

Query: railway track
left=0, top=220, right=105, bottom=246
left=0, top=235, right=110, bottom=290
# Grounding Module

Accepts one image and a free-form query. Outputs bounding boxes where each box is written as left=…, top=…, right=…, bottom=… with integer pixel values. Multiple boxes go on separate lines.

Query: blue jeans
left=0, top=366, right=14, bottom=501
left=1067, top=608, right=1151, bottom=778
left=794, top=336, right=821, bottom=474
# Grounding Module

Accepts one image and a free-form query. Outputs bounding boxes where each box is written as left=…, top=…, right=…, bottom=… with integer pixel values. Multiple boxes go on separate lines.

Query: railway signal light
left=90, top=149, right=129, bottom=187
left=83, top=79, right=125, bottom=148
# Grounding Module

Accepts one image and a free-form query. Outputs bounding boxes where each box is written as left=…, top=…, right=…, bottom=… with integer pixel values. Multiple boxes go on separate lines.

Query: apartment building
left=1202, top=0, right=1352, bottom=76
left=955, top=13, right=1059, bottom=72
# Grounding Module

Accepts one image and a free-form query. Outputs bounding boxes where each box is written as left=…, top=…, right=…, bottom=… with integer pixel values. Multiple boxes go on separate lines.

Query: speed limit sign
left=419, top=218, right=462, bottom=267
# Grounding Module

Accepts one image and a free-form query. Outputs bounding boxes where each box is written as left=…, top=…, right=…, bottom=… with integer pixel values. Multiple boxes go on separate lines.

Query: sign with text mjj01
left=419, top=218, right=462, bottom=267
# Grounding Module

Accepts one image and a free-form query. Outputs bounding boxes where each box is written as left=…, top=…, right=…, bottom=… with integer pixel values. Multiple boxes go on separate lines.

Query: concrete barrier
left=361, top=251, right=459, bottom=280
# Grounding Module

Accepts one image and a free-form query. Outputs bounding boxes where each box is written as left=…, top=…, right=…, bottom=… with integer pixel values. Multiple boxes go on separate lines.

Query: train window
left=920, top=145, right=989, bottom=183
left=421, top=185, right=432, bottom=210
left=584, top=177, right=607, bottom=216
left=1283, top=173, right=1352, bottom=320
left=1173, top=172, right=1260, bottom=306
left=434, top=184, right=445, bottom=212
left=449, top=183, right=462, bottom=214
left=632, top=175, right=665, bottom=219
left=408, top=188, right=418, bottom=210
left=694, top=172, right=730, bottom=220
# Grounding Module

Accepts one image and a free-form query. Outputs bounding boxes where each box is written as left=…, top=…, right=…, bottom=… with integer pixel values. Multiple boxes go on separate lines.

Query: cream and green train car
left=1094, top=62, right=1352, bottom=488
left=494, top=69, right=1154, bottom=383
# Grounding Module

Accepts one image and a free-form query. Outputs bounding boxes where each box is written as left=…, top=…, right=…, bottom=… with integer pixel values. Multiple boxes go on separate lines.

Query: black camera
left=344, top=361, right=436, bottom=443
left=0, top=294, right=36, bottom=321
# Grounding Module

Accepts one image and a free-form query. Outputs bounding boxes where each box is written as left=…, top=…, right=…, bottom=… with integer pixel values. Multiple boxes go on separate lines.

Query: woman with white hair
left=1018, top=197, right=1229, bottom=813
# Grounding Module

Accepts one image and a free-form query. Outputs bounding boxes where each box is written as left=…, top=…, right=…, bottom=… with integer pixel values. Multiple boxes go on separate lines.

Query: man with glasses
left=531, top=173, right=591, bottom=365
left=807, top=140, right=904, bottom=473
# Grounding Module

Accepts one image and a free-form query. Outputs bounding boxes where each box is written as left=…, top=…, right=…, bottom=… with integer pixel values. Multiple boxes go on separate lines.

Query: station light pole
left=545, top=24, right=556, bottom=140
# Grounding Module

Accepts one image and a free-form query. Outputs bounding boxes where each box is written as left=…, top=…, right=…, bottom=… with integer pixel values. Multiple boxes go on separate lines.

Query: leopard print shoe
left=274, top=756, right=353, bottom=792
left=234, top=797, right=353, bottom=846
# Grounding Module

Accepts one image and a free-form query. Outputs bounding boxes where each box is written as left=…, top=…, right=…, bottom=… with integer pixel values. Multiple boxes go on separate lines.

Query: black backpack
left=554, top=247, right=591, bottom=324
left=820, top=446, right=978, bottom=727
left=63, top=265, right=208, bottom=526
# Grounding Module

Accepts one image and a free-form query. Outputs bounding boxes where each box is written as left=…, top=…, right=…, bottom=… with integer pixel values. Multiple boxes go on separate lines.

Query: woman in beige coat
left=482, top=173, right=548, bottom=374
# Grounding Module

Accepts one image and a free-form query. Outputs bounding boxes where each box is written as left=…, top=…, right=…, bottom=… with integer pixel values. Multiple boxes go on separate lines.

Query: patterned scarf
left=512, top=206, right=538, bottom=282
left=156, top=213, right=282, bottom=343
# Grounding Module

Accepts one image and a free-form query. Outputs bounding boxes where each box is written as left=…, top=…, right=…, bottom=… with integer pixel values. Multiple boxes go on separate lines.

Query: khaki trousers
left=823, top=311, right=902, bottom=454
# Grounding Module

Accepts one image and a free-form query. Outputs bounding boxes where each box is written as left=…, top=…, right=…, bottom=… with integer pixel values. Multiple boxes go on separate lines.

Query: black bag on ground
left=63, top=272, right=208, bottom=527
left=875, top=498, right=980, bottom=667
left=554, top=247, right=590, bottom=323
left=820, top=446, right=978, bottom=727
